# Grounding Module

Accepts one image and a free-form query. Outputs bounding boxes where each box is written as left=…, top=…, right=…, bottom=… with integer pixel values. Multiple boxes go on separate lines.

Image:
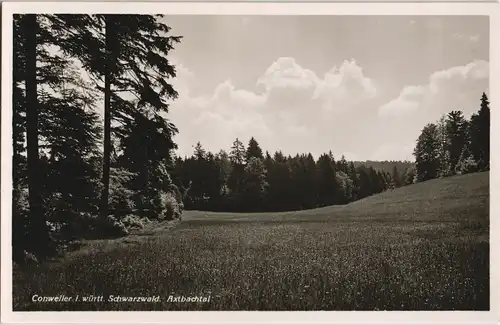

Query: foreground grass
left=13, top=172, right=489, bottom=310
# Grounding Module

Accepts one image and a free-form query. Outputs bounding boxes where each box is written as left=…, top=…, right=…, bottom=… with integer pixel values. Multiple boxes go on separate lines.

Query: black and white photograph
left=1, top=1, right=498, bottom=323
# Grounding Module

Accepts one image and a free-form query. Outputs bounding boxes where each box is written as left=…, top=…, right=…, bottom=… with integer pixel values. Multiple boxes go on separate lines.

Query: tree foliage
left=413, top=93, right=489, bottom=182
left=174, top=137, right=404, bottom=212
left=12, top=14, right=183, bottom=264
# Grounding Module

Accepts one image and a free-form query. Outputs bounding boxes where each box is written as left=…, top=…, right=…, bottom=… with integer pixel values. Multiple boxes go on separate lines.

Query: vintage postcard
left=1, top=1, right=499, bottom=324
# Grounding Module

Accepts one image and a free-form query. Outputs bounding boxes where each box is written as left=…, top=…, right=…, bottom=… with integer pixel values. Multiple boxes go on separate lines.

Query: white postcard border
left=1, top=1, right=499, bottom=324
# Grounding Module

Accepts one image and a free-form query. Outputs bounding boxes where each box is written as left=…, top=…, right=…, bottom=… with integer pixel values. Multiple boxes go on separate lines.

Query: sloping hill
left=13, top=172, right=489, bottom=311
left=183, top=171, right=489, bottom=227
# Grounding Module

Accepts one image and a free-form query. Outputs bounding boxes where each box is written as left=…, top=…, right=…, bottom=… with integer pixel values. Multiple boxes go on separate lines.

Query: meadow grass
left=12, top=172, right=489, bottom=310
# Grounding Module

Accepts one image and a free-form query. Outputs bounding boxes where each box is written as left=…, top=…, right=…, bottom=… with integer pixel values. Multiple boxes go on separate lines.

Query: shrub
left=160, top=192, right=182, bottom=221
left=456, top=146, right=479, bottom=175
left=121, top=215, right=150, bottom=230
left=455, top=156, right=478, bottom=175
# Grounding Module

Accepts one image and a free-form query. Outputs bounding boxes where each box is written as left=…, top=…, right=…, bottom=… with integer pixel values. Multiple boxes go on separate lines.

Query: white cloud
left=378, top=85, right=426, bottom=117
left=170, top=57, right=378, bottom=158
left=369, top=143, right=415, bottom=162
left=378, top=60, right=488, bottom=120
left=375, top=60, right=488, bottom=161
left=316, top=60, right=377, bottom=111
left=256, top=57, right=376, bottom=113
left=256, top=57, right=319, bottom=111
left=167, top=58, right=487, bottom=161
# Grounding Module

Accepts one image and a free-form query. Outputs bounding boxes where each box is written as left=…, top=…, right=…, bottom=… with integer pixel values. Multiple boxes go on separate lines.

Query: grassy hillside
left=13, top=172, right=489, bottom=311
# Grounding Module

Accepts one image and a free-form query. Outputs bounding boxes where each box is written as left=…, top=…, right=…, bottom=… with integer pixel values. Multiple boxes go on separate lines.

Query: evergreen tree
left=216, top=150, right=232, bottom=194
left=13, top=14, right=113, bottom=259
left=469, top=92, right=490, bottom=171
left=266, top=151, right=292, bottom=211
left=316, top=154, right=338, bottom=207
left=228, top=138, right=246, bottom=210
left=403, top=166, right=416, bottom=185
left=391, top=165, right=401, bottom=188
left=357, top=166, right=372, bottom=198
left=436, top=115, right=452, bottom=177
left=50, top=14, right=182, bottom=219
left=230, top=138, right=246, bottom=165
left=289, top=154, right=317, bottom=209
left=116, top=111, right=177, bottom=218
left=204, top=152, right=225, bottom=210
left=368, top=167, right=382, bottom=194
left=348, top=162, right=360, bottom=200
left=194, top=141, right=206, bottom=160
left=414, top=123, right=440, bottom=182
left=246, top=137, right=264, bottom=162
left=445, top=110, right=468, bottom=174
left=242, top=157, right=268, bottom=211
left=337, top=155, right=349, bottom=174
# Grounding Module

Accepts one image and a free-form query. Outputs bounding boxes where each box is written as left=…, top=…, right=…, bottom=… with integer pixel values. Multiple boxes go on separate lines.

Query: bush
left=121, top=215, right=150, bottom=230
left=160, top=192, right=182, bottom=221
left=455, top=156, right=478, bottom=175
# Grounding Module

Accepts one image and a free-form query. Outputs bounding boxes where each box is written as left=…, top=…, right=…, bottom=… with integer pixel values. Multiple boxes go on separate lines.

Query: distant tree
left=403, top=166, right=416, bottom=185
left=266, top=151, right=292, bottom=211
left=414, top=123, right=441, bottom=182
left=337, top=155, right=349, bottom=174
left=316, top=153, right=339, bottom=206
left=368, top=167, right=383, bottom=194
left=246, top=137, right=264, bottom=162
left=391, top=166, right=401, bottom=188
left=436, top=115, right=452, bottom=177
left=445, top=110, right=469, bottom=174
left=357, top=165, right=372, bottom=198
left=228, top=138, right=246, bottom=210
left=230, top=138, right=246, bottom=166
left=348, top=162, right=360, bottom=200
left=203, top=152, right=226, bottom=210
left=194, top=141, right=206, bottom=160
left=242, top=157, right=268, bottom=211
left=469, top=92, right=490, bottom=171
left=336, top=171, right=354, bottom=203
left=189, top=142, right=208, bottom=208
left=455, top=142, right=478, bottom=175
left=215, top=150, right=232, bottom=199
left=290, top=154, right=317, bottom=209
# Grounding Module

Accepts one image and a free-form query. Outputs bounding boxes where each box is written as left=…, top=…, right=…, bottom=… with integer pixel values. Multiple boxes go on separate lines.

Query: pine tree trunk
left=25, top=14, right=50, bottom=258
left=100, top=15, right=112, bottom=220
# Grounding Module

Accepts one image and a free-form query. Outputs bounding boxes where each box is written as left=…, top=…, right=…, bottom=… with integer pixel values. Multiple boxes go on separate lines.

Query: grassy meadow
left=12, top=172, right=489, bottom=311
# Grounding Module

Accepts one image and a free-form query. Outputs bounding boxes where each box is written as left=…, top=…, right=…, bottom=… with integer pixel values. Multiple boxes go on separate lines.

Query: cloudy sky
left=162, top=15, right=489, bottom=161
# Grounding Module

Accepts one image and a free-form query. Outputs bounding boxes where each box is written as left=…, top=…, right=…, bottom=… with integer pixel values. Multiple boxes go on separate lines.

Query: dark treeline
left=171, top=139, right=415, bottom=212
left=13, top=14, right=184, bottom=264
left=413, top=93, right=490, bottom=182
